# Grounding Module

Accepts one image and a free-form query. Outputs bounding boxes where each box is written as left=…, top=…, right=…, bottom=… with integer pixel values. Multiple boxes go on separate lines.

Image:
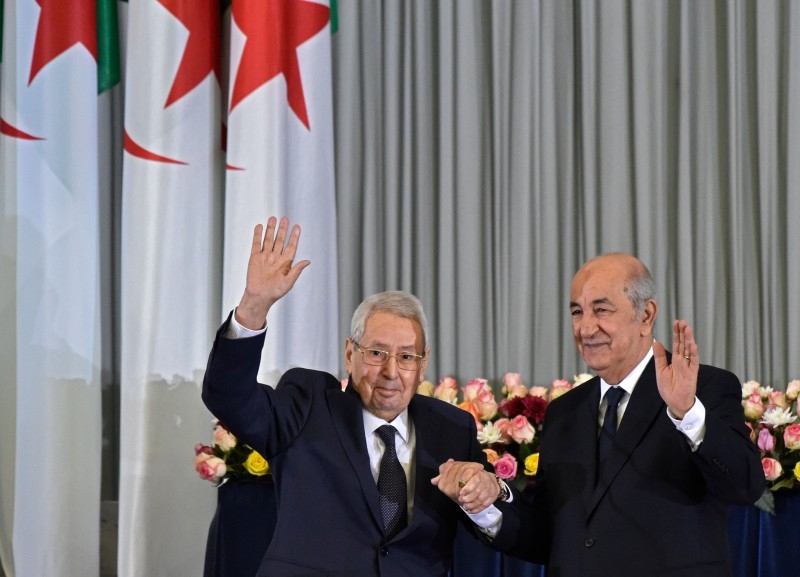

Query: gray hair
left=350, top=291, right=429, bottom=350
left=624, top=261, right=657, bottom=318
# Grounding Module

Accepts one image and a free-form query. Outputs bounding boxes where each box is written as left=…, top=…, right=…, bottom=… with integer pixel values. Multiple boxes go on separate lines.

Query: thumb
left=653, top=340, right=668, bottom=371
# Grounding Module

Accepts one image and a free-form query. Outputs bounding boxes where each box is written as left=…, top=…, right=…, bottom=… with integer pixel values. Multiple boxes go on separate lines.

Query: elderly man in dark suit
left=479, top=252, right=764, bottom=577
left=202, top=217, right=513, bottom=577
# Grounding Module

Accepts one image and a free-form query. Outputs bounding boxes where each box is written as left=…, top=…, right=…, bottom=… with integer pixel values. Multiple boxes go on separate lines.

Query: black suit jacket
left=202, top=316, right=491, bottom=577
left=493, top=355, right=764, bottom=577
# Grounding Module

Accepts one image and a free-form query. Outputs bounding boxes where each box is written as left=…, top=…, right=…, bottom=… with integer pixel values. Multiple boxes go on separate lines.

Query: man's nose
left=381, top=355, right=399, bottom=378
left=578, top=314, right=597, bottom=338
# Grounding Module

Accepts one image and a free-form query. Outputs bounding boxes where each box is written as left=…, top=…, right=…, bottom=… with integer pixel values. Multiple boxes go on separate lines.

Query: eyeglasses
left=352, top=341, right=425, bottom=371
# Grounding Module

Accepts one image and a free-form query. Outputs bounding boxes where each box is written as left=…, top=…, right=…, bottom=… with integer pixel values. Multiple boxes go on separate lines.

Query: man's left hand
left=654, top=319, right=699, bottom=419
left=432, top=459, right=500, bottom=513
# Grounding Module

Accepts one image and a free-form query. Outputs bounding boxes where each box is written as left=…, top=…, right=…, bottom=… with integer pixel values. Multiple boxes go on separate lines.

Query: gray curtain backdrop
left=332, top=0, right=800, bottom=390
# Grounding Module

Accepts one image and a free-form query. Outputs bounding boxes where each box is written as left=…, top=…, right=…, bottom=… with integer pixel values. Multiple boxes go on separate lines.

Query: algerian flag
left=222, top=0, right=339, bottom=385
left=117, top=0, right=223, bottom=575
left=0, top=0, right=104, bottom=574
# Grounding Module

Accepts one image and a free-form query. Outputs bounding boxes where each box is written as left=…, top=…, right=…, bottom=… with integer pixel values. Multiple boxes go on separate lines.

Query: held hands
left=653, top=319, right=699, bottom=419
left=234, top=217, right=310, bottom=330
left=431, top=459, right=499, bottom=514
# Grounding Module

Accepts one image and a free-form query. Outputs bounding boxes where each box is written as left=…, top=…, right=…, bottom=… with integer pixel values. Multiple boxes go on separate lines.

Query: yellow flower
left=244, top=451, right=270, bottom=476
left=524, top=453, right=540, bottom=476
left=416, top=380, right=435, bottom=397
left=794, top=461, right=800, bottom=483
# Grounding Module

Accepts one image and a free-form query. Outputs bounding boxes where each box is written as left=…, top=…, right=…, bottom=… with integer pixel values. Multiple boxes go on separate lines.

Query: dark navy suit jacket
left=492, top=356, right=765, bottom=577
left=202, top=316, right=495, bottom=577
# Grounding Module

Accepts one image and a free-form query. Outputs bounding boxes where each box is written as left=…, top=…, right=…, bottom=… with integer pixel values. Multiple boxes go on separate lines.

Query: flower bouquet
left=194, top=420, right=271, bottom=486
left=742, top=379, right=800, bottom=513
left=418, top=372, right=593, bottom=491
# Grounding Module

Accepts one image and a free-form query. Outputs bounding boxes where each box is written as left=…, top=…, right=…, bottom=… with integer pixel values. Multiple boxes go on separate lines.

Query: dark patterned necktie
left=376, top=424, right=407, bottom=539
left=598, top=386, right=626, bottom=461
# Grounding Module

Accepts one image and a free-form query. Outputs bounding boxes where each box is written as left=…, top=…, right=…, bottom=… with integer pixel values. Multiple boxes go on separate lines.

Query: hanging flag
left=222, top=0, right=339, bottom=385
left=117, top=0, right=223, bottom=574
left=0, top=0, right=103, bottom=575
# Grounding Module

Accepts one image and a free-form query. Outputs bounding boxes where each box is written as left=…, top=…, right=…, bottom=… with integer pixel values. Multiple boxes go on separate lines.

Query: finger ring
left=684, top=354, right=691, bottom=360
left=457, top=479, right=466, bottom=489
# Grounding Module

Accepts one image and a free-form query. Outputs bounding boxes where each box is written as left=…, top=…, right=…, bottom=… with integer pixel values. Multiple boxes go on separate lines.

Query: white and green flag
left=118, top=0, right=223, bottom=575
left=222, top=0, right=340, bottom=384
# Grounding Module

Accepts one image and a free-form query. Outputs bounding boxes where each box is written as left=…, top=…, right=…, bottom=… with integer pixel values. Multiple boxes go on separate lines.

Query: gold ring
left=684, top=354, right=691, bottom=360
left=457, top=479, right=466, bottom=489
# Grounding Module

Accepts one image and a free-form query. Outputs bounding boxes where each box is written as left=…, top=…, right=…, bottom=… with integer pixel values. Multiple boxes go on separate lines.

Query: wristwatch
left=494, top=474, right=511, bottom=502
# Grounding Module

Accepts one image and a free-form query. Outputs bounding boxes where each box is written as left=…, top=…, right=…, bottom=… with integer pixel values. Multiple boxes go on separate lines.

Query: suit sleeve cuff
left=465, top=504, right=503, bottom=538
left=226, top=308, right=268, bottom=339
left=667, top=397, right=707, bottom=450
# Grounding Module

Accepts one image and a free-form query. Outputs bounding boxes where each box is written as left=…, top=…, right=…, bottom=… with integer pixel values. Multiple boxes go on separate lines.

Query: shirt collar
left=363, top=407, right=411, bottom=443
left=600, top=345, right=654, bottom=399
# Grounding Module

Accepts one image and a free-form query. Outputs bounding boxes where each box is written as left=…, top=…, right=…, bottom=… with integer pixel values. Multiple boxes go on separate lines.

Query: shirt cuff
left=465, top=504, right=503, bottom=538
left=667, top=397, right=707, bottom=450
left=225, top=309, right=268, bottom=339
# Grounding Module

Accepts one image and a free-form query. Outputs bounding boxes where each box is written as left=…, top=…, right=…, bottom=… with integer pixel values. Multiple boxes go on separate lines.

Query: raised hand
left=653, top=319, right=699, bottom=419
left=234, top=216, right=310, bottom=330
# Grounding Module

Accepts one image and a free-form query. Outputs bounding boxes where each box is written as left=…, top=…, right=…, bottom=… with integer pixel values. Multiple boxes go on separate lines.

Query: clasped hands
left=431, top=459, right=501, bottom=514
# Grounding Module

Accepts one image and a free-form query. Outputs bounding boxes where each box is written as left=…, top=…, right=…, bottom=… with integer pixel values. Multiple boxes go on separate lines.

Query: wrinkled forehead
left=362, top=312, right=424, bottom=348
left=570, top=260, right=633, bottom=304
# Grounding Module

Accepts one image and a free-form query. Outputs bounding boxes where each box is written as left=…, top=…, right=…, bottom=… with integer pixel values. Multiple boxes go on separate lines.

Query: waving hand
left=653, top=319, right=699, bottom=419
left=234, top=217, right=310, bottom=330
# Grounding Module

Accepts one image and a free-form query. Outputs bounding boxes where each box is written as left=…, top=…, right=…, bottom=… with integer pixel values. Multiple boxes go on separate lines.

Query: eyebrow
left=569, top=297, right=613, bottom=308
left=362, top=341, right=419, bottom=351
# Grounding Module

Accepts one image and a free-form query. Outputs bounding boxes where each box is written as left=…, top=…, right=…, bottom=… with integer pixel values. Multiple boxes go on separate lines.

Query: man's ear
left=344, top=338, right=354, bottom=373
left=641, top=299, right=658, bottom=335
left=418, top=347, right=431, bottom=383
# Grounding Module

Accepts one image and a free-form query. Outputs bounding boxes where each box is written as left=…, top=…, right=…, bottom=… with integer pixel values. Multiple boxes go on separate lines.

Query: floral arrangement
left=417, top=372, right=593, bottom=491
left=194, top=420, right=270, bottom=486
left=742, top=379, right=800, bottom=512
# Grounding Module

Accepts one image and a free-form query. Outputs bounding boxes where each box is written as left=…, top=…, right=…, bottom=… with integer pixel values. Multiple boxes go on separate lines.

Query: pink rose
left=757, top=428, right=775, bottom=452
left=195, top=443, right=214, bottom=456
left=492, top=418, right=513, bottom=443
left=745, top=422, right=755, bottom=442
left=761, top=457, right=783, bottom=481
left=462, top=379, right=498, bottom=420
left=194, top=454, right=227, bottom=481
left=462, top=378, right=490, bottom=401
left=434, top=377, right=459, bottom=403
left=786, top=380, right=800, bottom=401
left=529, top=386, right=549, bottom=399
left=783, top=424, right=800, bottom=451
left=768, top=390, right=789, bottom=410
left=742, top=380, right=761, bottom=397
left=492, top=453, right=518, bottom=480
left=502, top=373, right=528, bottom=398
left=507, top=415, right=535, bottom=444
left=549, top=379, right=573, bottom=400
left=213, top=424, right=237, bottom=451
left=742, top=394, right=765, bottom=420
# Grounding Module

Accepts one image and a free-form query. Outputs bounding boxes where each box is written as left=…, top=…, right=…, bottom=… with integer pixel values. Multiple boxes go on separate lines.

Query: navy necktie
left=376, top=425, right=407, bottom=539
left=598, top=386, right=626, bottom=461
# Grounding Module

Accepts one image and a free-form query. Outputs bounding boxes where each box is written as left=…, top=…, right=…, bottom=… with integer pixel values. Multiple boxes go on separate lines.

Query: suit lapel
left=327, top=382, right=385, bottom=531
left=588, top=359, right=664, bottom=515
